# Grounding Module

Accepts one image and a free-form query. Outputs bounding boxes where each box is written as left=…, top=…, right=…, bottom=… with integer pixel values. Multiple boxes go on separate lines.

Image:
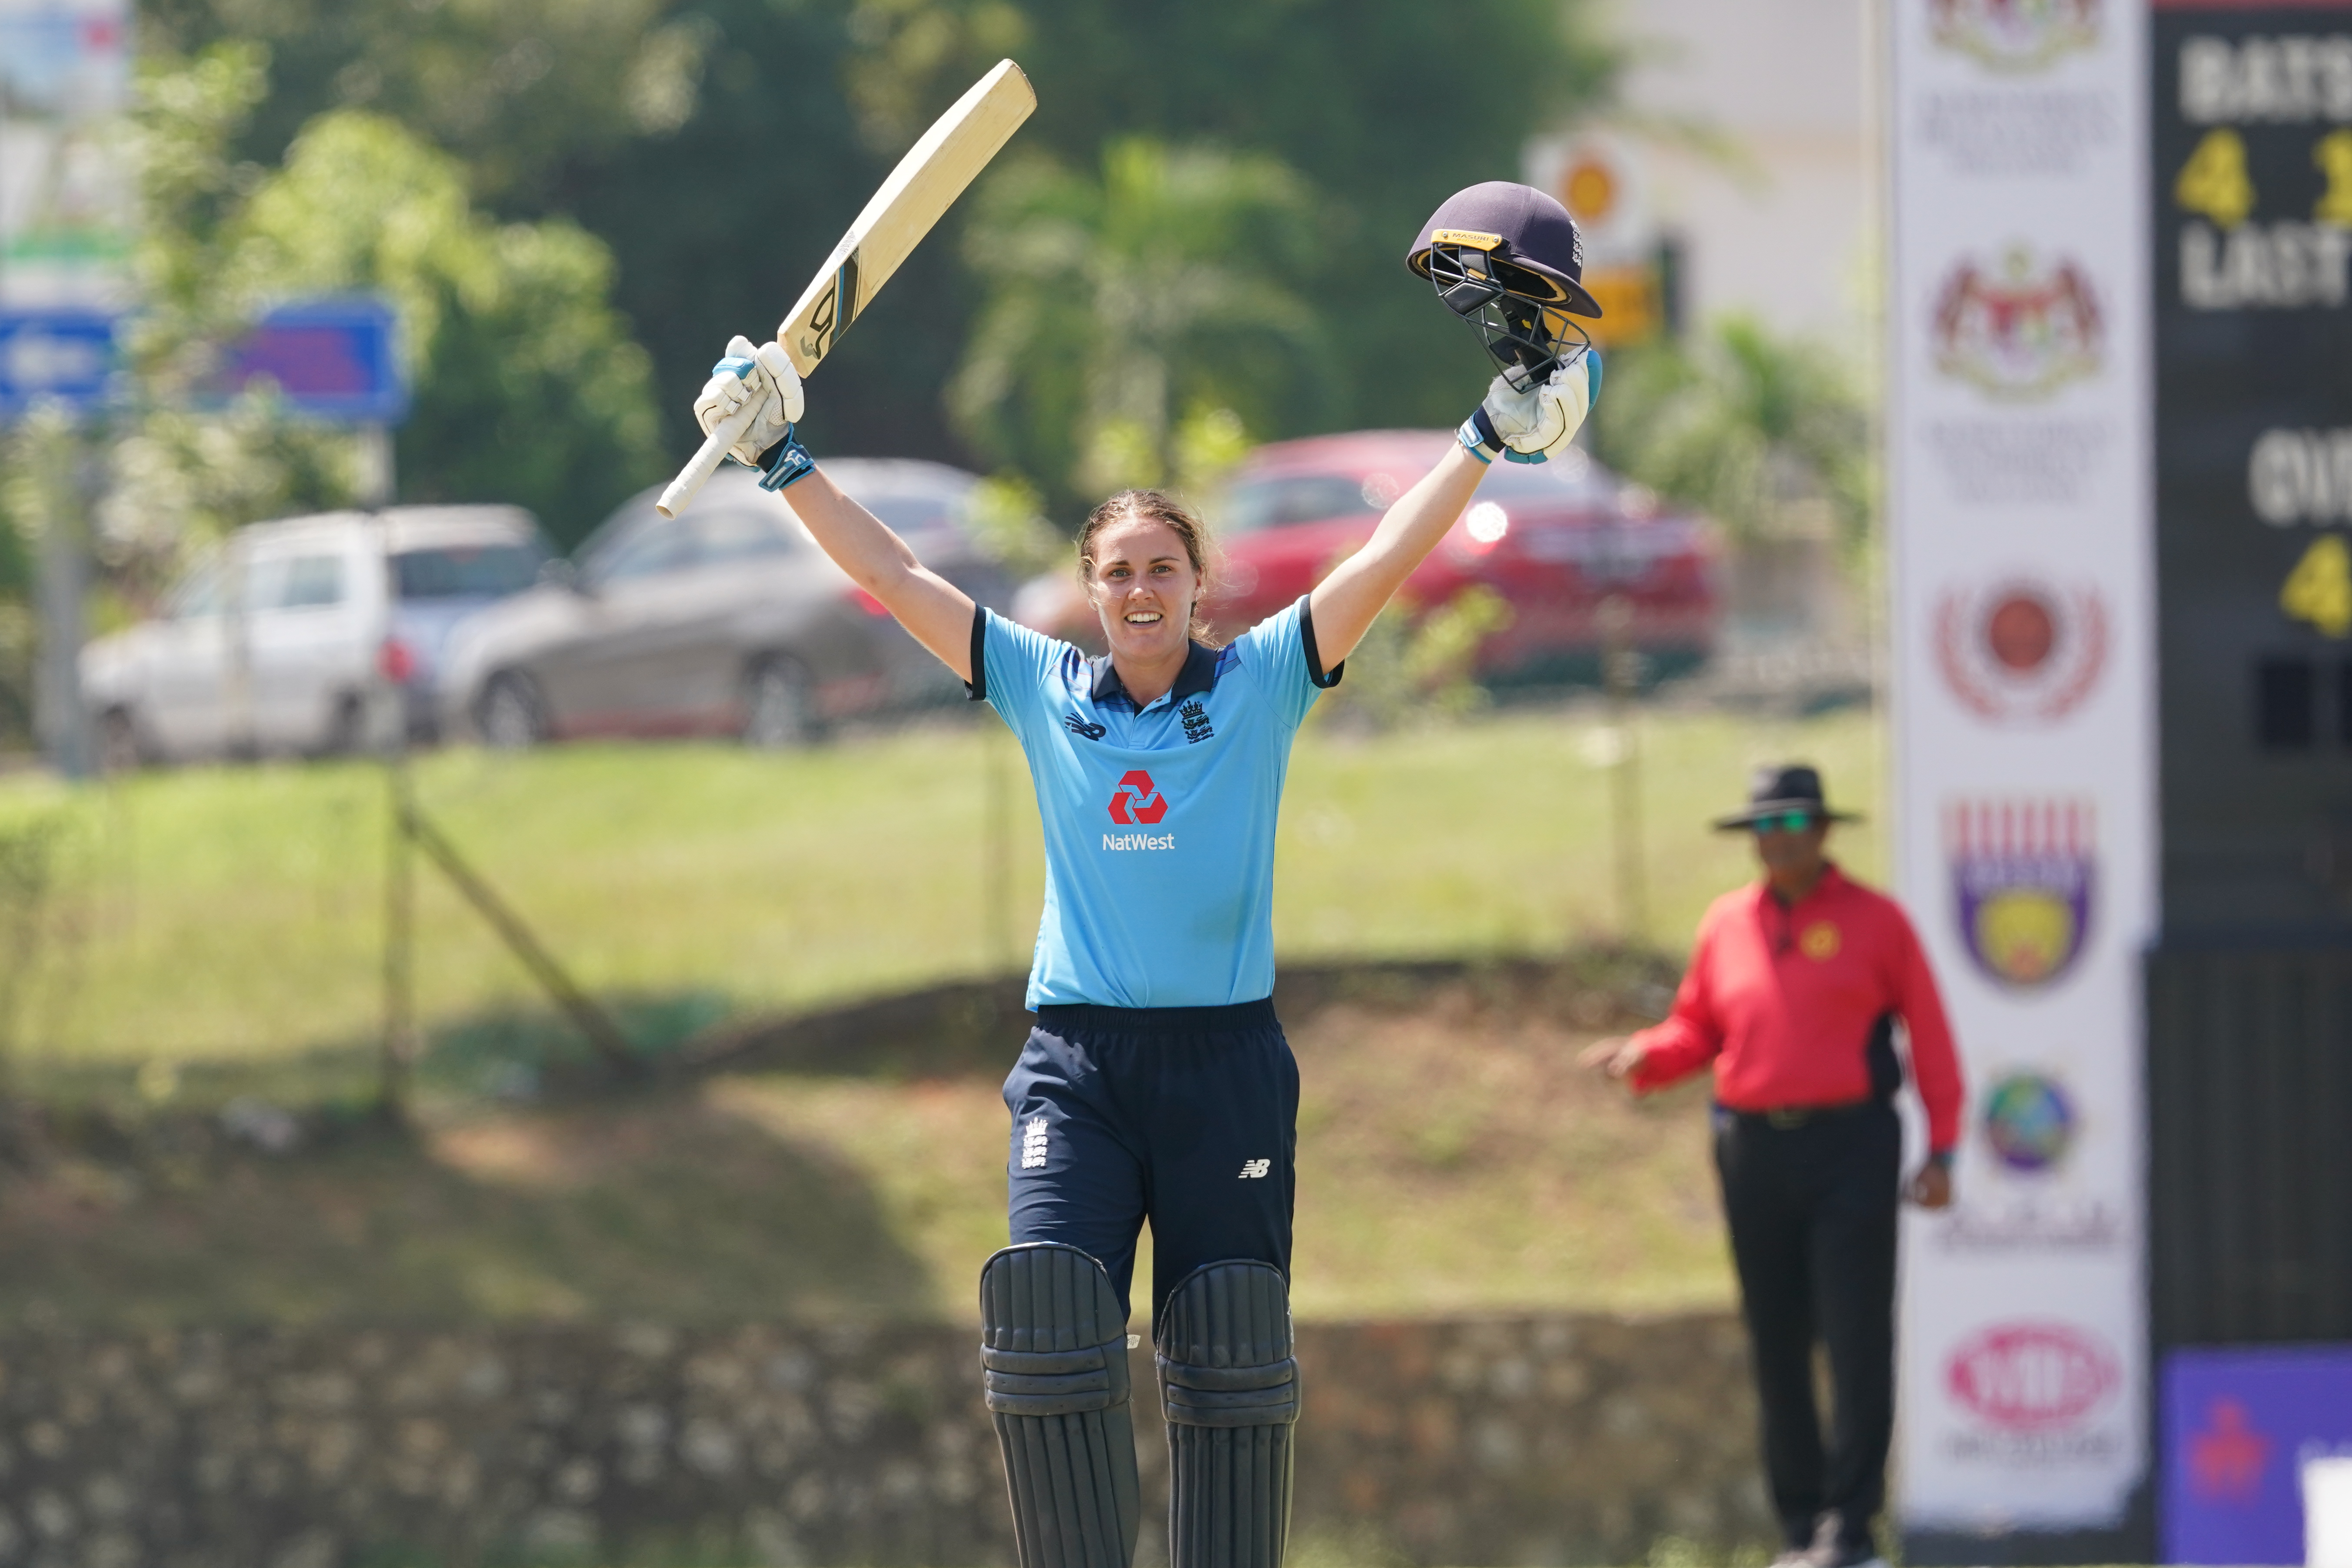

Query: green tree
left=550, top=0, right=939, bottom=468
left=141, top=0, right=676, bottom=209
left=951, top=138, right=1324, bottom=513
left=1588, top=316, right=1873, bottom=558
left=841, top=0, right=1622, bottom=444
left=87, top=44, right=661, bottom=557
left=229, top=111, right=664, bottom=544
left=147, top=0, right=942, bottom=468
left=146, top=0, right=1624, bottom=497
left=98, top=40, right=357, bottom=560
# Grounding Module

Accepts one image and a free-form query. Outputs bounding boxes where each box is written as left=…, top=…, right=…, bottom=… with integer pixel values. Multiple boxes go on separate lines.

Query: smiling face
left=1085, top=515, right=1201, bottom=666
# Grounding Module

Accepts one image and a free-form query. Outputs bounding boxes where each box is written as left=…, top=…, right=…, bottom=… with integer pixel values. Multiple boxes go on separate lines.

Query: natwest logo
left=1107, top=770, right=1168, bottom=825
left=1945, top=1322, right=2119, bottom=1431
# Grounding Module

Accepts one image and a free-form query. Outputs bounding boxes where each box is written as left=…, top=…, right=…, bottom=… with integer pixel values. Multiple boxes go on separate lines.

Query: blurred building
left=1578, top=0, right=1874, bottom=344
left=1522, top=0, right=1874, bottom=669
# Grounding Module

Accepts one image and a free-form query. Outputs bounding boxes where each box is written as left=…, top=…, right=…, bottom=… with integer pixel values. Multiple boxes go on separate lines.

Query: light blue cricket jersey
left=972, top=596, right=1342, bottom=1009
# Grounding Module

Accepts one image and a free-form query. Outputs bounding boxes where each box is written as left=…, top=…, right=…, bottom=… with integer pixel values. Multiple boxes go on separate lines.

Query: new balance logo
left=1063, top=713, right=1107, bottom=741
left=1020, top=1117, right=1050, bottom=1170
left=1238, top=1158, right=1271, bottom=1179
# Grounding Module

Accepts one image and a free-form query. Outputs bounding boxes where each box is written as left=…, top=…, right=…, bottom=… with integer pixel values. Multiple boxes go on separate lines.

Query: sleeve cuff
left=964, top=605, right=988, bottom=702
left=1298, top=596, right=1344, bottom=689
left=1457, top=407, right=1502, bottom=462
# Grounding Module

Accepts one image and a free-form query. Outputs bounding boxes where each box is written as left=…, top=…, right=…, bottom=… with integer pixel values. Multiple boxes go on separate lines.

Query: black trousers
left=1002, top=999, right=1299, bottom=1331
left=1713, top=1100, right=1901, bottom=1551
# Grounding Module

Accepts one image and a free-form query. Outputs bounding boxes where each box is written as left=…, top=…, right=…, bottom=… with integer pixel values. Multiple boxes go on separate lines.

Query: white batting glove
left=693, top=335, right=805, bottom=467
left=1460, top=352, right=1601, bottom=465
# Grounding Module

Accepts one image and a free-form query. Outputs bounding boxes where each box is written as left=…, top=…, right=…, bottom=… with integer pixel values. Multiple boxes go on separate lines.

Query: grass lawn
left=0, top=701, right=1882, bottom=1077
left=0, top=983, right=1733, bottom=1328
left=0, top=700, right=1882, bottom=1328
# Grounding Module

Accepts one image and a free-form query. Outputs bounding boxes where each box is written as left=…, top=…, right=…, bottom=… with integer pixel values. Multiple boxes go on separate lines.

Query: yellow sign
left=1562, top=158, right=1619, bottom=227
left=1579, top=263, right=1662, bottom=347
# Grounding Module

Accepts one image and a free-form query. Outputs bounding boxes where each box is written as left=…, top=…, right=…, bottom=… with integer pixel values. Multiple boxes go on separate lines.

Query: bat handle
left=656, top=404, right=758, bottom=518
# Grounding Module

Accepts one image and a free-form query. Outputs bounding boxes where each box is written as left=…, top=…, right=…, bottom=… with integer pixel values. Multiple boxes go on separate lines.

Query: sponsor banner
left=1889, top=0, right=2152, bottom=1531
left=0, top=0, right=134, bottom=308
left=2161, top=1346, right=2352, bottom=1565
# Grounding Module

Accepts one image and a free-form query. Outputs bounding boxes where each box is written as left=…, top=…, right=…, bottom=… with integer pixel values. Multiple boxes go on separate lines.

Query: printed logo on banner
left=1931, top=1194, right=2126, bottom=1254
left=1932, top=249, right=2105, bottom=399
left=1982, top=1071, right=2078, bottom=1173
left=1929, top=0, right=2101, bottom=73
left=2187, top=1397, right=2271, bottom=1502
left=1935, top=1069, right=2120, bottom=1253
left=1948, top=800, right=2096, bottom=989
left=1935, top=578, right=2109, bottom=723
left=1946, top=1322, right=2121, bottom=1432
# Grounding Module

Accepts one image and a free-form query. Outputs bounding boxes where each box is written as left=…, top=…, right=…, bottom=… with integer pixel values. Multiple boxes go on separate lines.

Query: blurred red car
left=1016, top=430, right=1719, bottom=683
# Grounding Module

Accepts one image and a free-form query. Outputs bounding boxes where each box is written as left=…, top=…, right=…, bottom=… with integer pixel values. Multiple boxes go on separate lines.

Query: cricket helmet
left=1407, top=181, right=1601, bottom=390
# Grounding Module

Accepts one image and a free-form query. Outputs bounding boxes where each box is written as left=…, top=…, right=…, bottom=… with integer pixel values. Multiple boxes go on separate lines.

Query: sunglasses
left=1750, top=811, right=1818, bottom=836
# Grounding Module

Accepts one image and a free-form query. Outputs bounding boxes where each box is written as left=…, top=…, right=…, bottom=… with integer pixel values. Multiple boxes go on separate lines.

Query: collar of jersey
left=1759, top=861, right=1851, bottom=911
left=1087, top=642, right=1220, bottom=713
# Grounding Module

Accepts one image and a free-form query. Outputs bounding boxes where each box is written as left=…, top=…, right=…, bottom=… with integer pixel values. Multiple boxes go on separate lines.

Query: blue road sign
left=225, top=296, right=408, bottom=424
left=0, top=309, right=121, bottom=420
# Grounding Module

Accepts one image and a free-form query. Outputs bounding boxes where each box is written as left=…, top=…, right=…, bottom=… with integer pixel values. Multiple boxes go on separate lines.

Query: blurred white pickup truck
left=82, top=505, right=548, bottom=766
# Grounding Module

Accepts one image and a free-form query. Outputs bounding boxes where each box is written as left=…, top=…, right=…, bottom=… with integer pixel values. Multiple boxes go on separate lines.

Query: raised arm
left=1308, top=352, right=1601, bottom=666
left=1308, top=445, right=1487, bottom=665
left=787, top=469, right=977, bottom=681
left=690, top=336, right=976, bottom=681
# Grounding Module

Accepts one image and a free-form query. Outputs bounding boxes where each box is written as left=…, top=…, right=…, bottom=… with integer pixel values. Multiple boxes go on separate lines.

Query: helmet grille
left=1426, top=241, right=1591, bottom=391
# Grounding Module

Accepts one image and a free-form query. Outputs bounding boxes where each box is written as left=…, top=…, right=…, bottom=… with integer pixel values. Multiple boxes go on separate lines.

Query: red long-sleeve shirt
left=1627, top=864, right=1966, bottom=1153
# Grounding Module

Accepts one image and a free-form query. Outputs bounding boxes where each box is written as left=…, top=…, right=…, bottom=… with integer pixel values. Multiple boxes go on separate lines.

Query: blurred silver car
left=82, top=506, right=547, bottom=765
left=440, top=460, right=1011, bottom=747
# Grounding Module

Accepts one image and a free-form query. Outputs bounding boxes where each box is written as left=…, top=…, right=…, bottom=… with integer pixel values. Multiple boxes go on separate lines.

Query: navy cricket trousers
left=1002, top=998, right=1299, bottom=1330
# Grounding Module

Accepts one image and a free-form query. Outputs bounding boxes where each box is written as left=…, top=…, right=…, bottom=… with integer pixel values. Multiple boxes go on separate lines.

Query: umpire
left=1580, top=764, right=1962, bottom=1568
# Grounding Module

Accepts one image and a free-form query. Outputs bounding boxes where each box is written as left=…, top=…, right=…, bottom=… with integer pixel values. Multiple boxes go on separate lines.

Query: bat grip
left=656, top=404, right=758, bottom=518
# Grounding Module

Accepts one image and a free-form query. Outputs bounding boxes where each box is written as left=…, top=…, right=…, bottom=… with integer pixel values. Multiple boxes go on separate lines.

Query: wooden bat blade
left=777, top=59, right=1036, bottom=374
left=657, top=60, right=1033, bottom=520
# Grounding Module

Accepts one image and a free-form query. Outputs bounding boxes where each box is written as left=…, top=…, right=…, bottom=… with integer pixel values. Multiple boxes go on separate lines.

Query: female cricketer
left=691, top=182, right=1602, bottom=1568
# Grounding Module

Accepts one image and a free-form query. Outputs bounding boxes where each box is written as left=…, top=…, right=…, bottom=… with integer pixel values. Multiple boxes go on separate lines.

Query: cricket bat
left=657, top=59, right=1036, bottom=518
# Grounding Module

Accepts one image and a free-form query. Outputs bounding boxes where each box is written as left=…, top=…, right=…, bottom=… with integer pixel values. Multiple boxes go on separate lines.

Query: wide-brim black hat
left=1406, top=181, right=1602, bottom=319
left=1710, top=764, right=1862, bottom=831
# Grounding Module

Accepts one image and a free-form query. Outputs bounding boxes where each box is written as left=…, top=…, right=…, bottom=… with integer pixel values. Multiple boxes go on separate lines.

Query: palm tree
left=1589, top=316, right=1874, bottom=645
left=1589, top=315, right=1871, bottom=555
left=950, top=138, right=1328, bottom=513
